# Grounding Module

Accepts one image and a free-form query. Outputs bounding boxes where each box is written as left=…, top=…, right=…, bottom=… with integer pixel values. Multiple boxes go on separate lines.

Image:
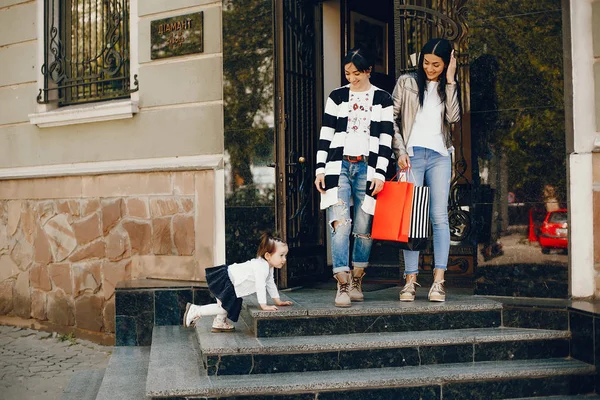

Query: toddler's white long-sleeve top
left=227, top=257, right=280, bottom=305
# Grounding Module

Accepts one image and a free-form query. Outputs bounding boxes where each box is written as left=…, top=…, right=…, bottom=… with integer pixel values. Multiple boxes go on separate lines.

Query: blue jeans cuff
left=332, top=266, right=350, bottom=275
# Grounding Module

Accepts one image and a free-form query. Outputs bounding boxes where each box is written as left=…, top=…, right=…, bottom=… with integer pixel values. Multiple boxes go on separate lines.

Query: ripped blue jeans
left=327, top=159, right=373, bottom=275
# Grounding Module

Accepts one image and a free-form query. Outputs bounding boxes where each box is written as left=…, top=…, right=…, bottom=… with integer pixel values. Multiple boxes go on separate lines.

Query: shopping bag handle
left=391, top=168, right=416, bottom=183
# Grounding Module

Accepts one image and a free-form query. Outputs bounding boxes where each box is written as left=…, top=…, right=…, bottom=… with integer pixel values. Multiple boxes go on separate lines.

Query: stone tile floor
left=0, top=325, right=112, bottom=400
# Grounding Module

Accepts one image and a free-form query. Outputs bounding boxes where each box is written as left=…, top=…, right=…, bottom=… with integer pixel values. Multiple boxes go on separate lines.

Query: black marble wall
left=115, top=280, right=212, bottom=346
left=568, top=303, right=600, bottom=393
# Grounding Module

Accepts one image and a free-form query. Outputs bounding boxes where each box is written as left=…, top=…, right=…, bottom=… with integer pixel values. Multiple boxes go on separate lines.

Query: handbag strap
left=396, top=168, right=416, bottom=183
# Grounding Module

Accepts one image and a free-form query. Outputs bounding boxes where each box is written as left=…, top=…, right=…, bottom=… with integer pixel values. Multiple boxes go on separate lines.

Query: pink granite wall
left=0, top=170, right=216, bottom=334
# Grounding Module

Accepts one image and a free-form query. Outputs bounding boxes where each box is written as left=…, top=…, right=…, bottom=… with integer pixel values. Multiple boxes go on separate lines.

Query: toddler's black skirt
left=205, top=264, right=243, bottom=322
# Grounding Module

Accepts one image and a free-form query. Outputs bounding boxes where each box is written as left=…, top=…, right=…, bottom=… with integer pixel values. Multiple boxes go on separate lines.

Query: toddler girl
left=183, top=233, right=293, bottom=332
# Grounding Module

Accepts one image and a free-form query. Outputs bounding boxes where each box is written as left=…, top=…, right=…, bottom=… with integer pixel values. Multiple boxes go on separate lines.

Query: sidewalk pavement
left=0, top=325, right=112, bottom=400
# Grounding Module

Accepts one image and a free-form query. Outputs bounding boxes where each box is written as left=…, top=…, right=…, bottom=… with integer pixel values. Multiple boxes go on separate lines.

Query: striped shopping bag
left=398, top=183, right=431, bottom=251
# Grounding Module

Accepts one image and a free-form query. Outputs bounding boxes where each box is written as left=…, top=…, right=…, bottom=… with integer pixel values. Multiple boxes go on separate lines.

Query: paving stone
left=0, top=325, right=111, bottom=400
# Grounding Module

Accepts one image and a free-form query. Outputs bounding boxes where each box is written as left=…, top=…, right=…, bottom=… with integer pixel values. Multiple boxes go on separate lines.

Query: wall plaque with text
left=151, top=12, right=204, bottom=60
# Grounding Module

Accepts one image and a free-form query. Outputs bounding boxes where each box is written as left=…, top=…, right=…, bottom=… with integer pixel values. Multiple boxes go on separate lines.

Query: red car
left=539, top=208, right=568, bottom=254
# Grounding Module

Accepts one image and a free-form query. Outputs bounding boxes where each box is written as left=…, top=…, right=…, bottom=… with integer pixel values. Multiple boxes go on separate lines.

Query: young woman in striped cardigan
left=314, top=48, right=395, bottom=307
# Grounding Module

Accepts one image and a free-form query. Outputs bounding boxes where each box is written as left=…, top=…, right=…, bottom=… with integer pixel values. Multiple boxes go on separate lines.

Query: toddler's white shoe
left=211, top=316, right=235, bottom=333
left=183, top=303, right=202, bottom=327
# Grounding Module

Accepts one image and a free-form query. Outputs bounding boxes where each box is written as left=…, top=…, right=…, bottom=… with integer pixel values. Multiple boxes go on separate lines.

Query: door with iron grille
left=394, top=0, right=476, bottom=285
left=274, top=0, right=327, bottom=288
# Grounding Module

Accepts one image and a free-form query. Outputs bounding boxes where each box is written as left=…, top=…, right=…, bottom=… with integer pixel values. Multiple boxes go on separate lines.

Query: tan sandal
left=211, top=319, right=235, bottom=333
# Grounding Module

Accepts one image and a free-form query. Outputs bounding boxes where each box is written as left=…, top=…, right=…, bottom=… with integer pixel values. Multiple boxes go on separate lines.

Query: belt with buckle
left=343, top=155, right=368, bottom=163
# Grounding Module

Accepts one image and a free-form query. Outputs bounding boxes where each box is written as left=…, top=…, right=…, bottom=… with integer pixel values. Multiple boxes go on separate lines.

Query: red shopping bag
left=371, top=176, right=414, bottom=242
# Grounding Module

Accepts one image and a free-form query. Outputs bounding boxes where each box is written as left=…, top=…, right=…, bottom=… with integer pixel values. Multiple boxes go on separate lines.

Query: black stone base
left=153, top=375, right=594, bottom=400
left=204, top=338, right=569, bottom=376
left=474, top=264, right=568, bottom=298
left=247, top=310, right=501, bottom=338
left=115, top=279, right=212, bottom=346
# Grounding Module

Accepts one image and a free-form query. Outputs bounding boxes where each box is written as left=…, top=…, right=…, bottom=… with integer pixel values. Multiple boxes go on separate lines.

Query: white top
left=227, top=258, right=280, bottom=305
left=344, top=86, right=374, bottom=157
left=407, top=81, right=448, bottom=156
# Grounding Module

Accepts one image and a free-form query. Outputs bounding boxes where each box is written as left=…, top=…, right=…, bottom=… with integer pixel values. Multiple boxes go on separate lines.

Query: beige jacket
left=391, top=73, right=461, bottom=158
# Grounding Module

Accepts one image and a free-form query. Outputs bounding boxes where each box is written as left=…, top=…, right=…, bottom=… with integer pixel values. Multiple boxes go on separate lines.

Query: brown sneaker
left=334, top=271, right=352, bottom=307
left=399, top=281, right=420, bottom=301
left=349, top=268, right=365, bottom=302
left=428, top=280, right=446, bottom=302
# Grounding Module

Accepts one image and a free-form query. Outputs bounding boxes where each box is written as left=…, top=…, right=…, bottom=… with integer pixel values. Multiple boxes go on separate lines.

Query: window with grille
left=38, top=0, right=138, bottom=106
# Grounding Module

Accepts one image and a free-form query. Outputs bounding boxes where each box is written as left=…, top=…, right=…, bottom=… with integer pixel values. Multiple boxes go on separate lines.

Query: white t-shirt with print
left=344, top=86, right=374, bottom=157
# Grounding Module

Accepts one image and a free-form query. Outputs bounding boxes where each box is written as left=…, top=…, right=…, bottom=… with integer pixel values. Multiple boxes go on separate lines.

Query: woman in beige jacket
left=391, top=38, right=461, bottom=302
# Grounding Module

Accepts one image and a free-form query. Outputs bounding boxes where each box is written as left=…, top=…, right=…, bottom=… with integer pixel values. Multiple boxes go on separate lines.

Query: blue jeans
left=327, top=159, right=373, bottom=275
left=403, top=147, right=452, bottom=275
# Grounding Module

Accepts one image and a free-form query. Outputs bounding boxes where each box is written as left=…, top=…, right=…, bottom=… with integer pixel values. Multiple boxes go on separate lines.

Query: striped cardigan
left=315, top=85, right=395, bottom=215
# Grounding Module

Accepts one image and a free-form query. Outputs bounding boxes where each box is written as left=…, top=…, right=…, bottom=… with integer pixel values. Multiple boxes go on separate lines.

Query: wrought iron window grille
left=38, top=0, right=139, bottom=106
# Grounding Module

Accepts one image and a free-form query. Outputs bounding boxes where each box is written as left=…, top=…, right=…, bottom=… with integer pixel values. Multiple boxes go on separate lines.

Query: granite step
left=145, top=326, right=595, bottom=399
left=61, top=369, right=105, bottom=400
left=191, top=321, right=571, bottom=375
left=240, top=288, right=503, bottom=337
left=96, top=346, right=150, bottom=400
left=507, top=396, right=600, bottom=399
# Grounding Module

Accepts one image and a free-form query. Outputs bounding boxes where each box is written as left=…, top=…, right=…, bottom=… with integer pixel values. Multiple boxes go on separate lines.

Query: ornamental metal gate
left=274, top=0, right=327, bottom=288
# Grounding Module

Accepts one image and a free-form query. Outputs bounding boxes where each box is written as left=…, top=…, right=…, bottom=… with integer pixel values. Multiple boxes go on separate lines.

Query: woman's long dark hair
left=416, top=38, right=454, bottom=107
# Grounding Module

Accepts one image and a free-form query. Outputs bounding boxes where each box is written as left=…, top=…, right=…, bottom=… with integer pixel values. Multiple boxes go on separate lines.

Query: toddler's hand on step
left=260, top=304, right=279, bottom=311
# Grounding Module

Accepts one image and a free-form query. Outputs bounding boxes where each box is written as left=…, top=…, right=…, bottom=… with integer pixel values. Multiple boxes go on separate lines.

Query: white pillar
left=566, top=0, right=596, bottom=298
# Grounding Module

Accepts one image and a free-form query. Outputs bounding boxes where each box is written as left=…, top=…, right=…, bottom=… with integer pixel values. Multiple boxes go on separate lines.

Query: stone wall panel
left=123, top=220, right=152, bottom=255
left=72, top=261, right=102, bottom=297
left=0, top=223, right=7, bottom=255
left=0, top=170, right=213, bottom=336
left=48, top=263, right=72, bottom=295
left=126, top=198, right=149, bottom=219
left=37, top=201, right=57, bottom=226
left=44, top=214, right=77, bottom=261
left=0, top=279, right=14, bottom=314
left=30, top=290, right=47, bottom=320
left=102, top=259, right=131, bottom=300
left=102, top=199, right=124, bottom=235
left=20, top=204, right=37, bottom=244
left=69, top=240, right=106, bottom=263
left=7, top=200, right=21, bottom=236
left=173, top=172, right=195, bottom=196
left=173, top=215, right=195, bottom=256
left=10, top=239, right=33, bottom=271
left=81, top=199, right=100, bottom=217
left=33, top=225, right=53, bottom=264
left=152, top=217, right=173, bottom=255
left=47, top=290, right=75, bottom=326
left=103, top=297, right=116, bottom=333
left=0, top=255, right=19, bottom=281
left=30, top=263, right=51, bottom=291
left=181, top=198, right=194, bottom=213
left=13, top=271, right=30, bottom=318
left=150, top=198, right=180, bottom=217
left=75, top=295, right=104, bottom=331
left=72, top=212, right=102, bottom=246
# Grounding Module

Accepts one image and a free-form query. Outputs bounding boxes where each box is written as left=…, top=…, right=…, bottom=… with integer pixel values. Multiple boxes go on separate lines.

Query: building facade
left=0, top=0, right=598, bottom=339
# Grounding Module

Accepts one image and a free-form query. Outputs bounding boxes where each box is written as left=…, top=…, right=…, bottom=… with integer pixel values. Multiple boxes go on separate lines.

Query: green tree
left=469, top=0, right=566, bottom=204
left=223, top=0, right=275, bottom=193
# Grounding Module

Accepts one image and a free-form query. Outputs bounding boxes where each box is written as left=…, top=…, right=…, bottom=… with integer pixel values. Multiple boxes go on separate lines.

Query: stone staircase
left=63, top=287, right=600, bottom=399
